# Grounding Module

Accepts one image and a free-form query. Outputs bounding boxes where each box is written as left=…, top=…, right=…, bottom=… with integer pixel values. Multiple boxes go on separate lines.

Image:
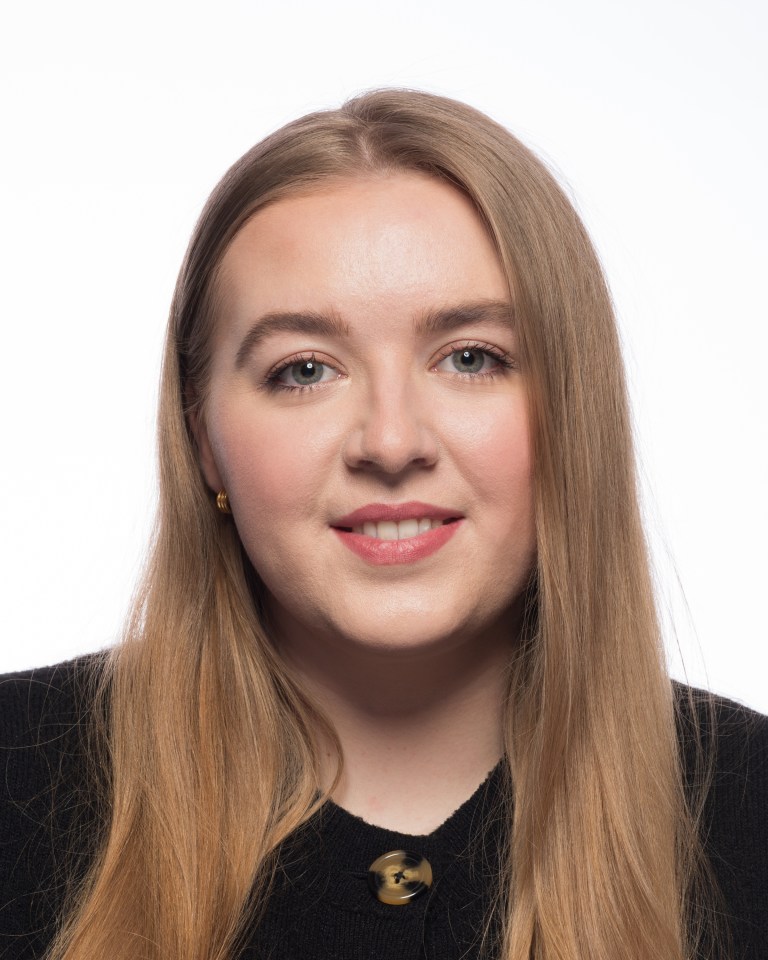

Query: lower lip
left=332, top=520, right=463, bottom=566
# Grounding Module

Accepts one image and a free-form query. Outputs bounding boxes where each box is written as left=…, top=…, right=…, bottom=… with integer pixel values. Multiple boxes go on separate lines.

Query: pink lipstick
left=331, top=501, right=463, bottom=566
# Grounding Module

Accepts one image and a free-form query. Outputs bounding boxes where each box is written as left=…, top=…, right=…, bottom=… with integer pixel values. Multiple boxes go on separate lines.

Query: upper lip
left=331, top=501, right=464, bottom=528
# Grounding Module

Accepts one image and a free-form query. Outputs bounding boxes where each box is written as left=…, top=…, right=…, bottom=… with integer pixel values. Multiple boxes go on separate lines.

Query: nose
left=342, top=379, right=439, bottom=475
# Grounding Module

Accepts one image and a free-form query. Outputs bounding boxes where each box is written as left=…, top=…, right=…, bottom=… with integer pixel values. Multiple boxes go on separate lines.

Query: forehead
left=216, top=173, right=509, bottom=323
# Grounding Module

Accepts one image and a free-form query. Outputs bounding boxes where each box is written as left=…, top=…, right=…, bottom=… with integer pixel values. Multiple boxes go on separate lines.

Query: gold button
left=367, top=850, right=433, bottom=905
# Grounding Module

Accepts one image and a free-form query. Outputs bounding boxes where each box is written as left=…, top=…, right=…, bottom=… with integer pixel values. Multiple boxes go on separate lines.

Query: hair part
left=48, top=88, right=722, bottom=960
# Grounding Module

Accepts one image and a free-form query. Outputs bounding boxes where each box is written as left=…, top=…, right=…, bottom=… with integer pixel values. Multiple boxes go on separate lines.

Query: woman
left=1, top=89, right=766, bottom=960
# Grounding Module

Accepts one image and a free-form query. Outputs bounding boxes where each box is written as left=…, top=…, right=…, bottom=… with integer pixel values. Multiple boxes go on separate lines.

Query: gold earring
left=216, top=490, right=232, bottom=514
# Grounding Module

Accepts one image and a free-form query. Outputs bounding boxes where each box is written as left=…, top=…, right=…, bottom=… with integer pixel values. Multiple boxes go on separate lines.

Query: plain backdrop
left=1, top=0, right=766, bottom=711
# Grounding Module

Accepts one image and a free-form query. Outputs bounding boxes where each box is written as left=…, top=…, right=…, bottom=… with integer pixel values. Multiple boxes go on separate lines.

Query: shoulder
left=674, top=681, right=768, bottom=832
left=0, top=655, right=104, bottom=743
left=0, top=652, right=107, bottom=828
left=673, top=681, right=768, bottom=788
left=0, top=655, right=107, bottom=955
left=674, top=683, right=768, bottom=953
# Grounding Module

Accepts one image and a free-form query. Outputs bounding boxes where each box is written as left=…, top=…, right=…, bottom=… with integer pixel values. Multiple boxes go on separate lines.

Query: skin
left=195, top=173, right=536, bottom=832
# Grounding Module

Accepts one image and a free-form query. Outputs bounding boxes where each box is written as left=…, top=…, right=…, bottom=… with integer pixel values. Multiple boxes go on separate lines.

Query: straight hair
left=48, top=89, right=721, bottom=960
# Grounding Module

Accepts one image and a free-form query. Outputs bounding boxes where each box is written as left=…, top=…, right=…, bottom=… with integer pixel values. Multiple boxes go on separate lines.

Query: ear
left=188, top=408, right=224, bottom=493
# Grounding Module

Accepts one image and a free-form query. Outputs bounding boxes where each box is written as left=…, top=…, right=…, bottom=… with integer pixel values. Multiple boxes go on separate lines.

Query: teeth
left=377, top=521, right=399, bottom=541
left=352, top=518, right=449, bottom=539
left=398, top=519, right=419, bottom=539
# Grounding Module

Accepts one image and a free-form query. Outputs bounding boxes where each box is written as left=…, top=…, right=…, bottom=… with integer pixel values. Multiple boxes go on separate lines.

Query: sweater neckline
left=321, top=759, right=505, bottom=844
left=274, top=760, right=508, bottom=916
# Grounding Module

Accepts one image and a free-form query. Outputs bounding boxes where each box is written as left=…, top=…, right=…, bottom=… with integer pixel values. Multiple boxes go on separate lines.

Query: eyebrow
left=234, top=298, right=515, bottom=368
left=235, top=311, right=351, bottom=367
left=414, top=299, right=515, bottom=337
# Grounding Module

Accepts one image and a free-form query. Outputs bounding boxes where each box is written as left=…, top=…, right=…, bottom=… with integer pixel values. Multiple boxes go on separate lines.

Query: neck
left=278, top=620, right=515, bottom=834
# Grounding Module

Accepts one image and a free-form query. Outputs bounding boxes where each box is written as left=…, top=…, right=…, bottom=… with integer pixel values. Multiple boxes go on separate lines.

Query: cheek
left=442, top=399, right=536, bottom=554
left=209, top=402, right=342, bottom=525
left=446, top=398, right=532, bottom=493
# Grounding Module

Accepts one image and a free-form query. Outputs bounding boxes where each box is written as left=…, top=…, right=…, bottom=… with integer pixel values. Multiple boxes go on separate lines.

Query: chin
left=326, top=604, right=492, bottom=656
left=264, top=579, right=521, bottom=660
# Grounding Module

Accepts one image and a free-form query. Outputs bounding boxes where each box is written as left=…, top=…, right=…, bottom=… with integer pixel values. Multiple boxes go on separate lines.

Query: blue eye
left=435, top=345, right=511, bottom=377
left=286, top=360, right=325, bottom=385
left=267, top=356, right=340, bottom=391
left=450, top=348, right=487, bottom=373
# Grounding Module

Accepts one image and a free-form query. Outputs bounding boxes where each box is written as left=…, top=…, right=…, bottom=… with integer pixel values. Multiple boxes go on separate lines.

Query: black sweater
left=1, top=659, right=767, bottom=959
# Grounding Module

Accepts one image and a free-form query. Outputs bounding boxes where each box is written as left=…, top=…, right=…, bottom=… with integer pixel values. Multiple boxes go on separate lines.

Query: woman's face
left=196, top=173, right=536, bottom=656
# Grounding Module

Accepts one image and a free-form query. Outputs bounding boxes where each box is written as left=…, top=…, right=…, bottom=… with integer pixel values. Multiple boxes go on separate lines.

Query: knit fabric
left=1, top=658, right=767, bottom=959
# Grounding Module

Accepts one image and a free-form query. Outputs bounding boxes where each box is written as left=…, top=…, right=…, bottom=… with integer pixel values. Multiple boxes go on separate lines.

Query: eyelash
left=432, top=341, right=516, bottom=377
left=262, top=342, right=516, bottom=394
left=262, top=353, right=335, bottom=394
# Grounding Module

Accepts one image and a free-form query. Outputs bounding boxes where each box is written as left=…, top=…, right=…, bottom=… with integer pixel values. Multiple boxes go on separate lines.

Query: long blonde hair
left=50, top=89, right=719, bottom=960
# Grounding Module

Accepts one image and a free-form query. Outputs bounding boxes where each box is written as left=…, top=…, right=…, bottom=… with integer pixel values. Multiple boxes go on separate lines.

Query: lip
left=332, top=501, right=463, bottom=527
left=331, top=502, right=464, bottom=566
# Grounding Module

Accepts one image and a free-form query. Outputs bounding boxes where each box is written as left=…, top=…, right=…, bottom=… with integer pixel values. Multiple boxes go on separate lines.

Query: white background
left=0, top=0, right=766, bottom=711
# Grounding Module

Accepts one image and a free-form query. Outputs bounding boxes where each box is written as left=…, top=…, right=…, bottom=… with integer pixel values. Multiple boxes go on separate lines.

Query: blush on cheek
left=451, top=405, right=532, bottom=483
left=216, top=410, right=342, bottom=556
left=225, top=445, right=304, bottom=519
left=460, top=407, right=534, bottom=539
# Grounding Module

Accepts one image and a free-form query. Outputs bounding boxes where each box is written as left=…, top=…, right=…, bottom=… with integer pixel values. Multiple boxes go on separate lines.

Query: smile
left=330, top=503, right=464, bottom=566
left=348, top=518, right=456, bottom=540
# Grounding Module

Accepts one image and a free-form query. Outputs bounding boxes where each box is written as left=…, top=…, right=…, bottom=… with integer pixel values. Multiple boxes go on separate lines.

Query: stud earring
left=216, top=490, right=232, bottom=514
